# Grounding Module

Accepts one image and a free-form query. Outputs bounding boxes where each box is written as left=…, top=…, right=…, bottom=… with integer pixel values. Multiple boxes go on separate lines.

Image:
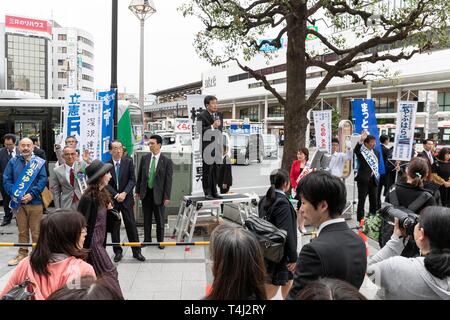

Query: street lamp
left=129, top=0, right=156, bottom=111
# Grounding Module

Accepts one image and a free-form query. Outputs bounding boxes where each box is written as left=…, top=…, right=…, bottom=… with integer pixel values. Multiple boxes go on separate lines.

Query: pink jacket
left=1, top=256, right=96, bottom=300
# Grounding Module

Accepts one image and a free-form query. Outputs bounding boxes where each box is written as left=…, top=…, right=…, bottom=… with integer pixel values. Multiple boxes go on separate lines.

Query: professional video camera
left=379, top=203, right=419, bottom=236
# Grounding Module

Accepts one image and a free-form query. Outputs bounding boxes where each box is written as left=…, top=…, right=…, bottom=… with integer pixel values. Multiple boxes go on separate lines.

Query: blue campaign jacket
left=2, top=155, right=47, bottom=205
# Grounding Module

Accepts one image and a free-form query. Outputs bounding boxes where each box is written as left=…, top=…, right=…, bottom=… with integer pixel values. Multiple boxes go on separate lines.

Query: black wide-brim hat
left=86, top=159, right=113, bottom=184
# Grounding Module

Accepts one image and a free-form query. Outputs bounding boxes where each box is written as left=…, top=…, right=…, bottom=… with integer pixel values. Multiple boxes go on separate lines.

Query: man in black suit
left=136, top=135, right=173, bottom=249
left=377, top=134, right=394, bottom=208
left=354, top=132, right=381, bottom=222
left=197, top=95, right=223, bottom=200
left=106, top=140, right=145, bottom=262
left=217, top=143, right=232, bottom=194
left=418, top=138, right=436, bottom=167
left=0, top=134, right=19, bottom=226
left=29, top=136, right=46, bottom=160
left=287, top=171, right=367, bottom=299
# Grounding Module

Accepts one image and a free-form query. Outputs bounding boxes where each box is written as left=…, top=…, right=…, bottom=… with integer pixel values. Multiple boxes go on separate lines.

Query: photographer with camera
left=367, top=206, right=450, bottom=300
left=380, top=157, right=437, bottom=256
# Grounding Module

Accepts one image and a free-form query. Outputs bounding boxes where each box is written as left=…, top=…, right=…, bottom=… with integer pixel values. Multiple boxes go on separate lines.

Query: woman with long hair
left=368, top=206, right=450, bottom=300
left=290, top=147, right=309, bottom=233
left=206, top=224, right=267, bottom=300
left=77, top=159, right=123, bottom=298
left=1, top=210, right=95, bottom=300
left=258, top=169, right=297, bottom=299
left=432, top=147, right=450, bottom=207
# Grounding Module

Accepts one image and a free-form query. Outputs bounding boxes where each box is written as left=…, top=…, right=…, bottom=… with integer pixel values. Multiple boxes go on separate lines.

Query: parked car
left=230, top=133, right=264, bottom=166
left=262, top=134, right=278, bottom=158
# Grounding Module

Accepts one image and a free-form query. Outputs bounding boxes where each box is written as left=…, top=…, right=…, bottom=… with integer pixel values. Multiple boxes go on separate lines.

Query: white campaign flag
left=313, top=110, right=332, bottom=154
left=79, top=101, right=103, bottom=161
left=392, top=101, right=418, bottom=161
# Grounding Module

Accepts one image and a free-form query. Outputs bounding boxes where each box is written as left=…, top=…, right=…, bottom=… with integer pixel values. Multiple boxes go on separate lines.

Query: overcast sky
left=0, top=0, right=211, bottom=94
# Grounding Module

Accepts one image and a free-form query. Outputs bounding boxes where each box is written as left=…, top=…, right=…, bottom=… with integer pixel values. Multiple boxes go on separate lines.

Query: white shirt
left=64, top=163, right=76, bottom=185
left=426, top=151, right=434, bottom=164
left=8, top=148, right=17, bottom=158
left=317, top=218, right=346, bottom=237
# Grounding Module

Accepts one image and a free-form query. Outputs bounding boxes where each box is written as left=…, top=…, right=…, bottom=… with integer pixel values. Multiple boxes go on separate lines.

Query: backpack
left=245, top=198, right=287, bottom=263
left=379, top=187, right=432, bottom=257
left=1, top=279, right=35, bottom=300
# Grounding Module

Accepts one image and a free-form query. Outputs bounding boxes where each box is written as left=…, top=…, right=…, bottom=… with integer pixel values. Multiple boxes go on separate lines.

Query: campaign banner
left=174, top=119, right=192, bottom=134
left=353, top=99, right=385, bottom=175
left=313, top=110, right=332, bottom=154
left=97, top=90, right=116, bottom=162
left=187, top=95, right=207, bottom=196
left=63, top=90, right=82, bottom=143
left=79, top=101, right=103, bottom=161
left=392, top=101, right=418, bottom=161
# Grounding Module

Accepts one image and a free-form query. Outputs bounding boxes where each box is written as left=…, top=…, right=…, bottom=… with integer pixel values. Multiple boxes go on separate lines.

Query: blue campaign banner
left=97, top=90, right=116, bottom=162
left=66, top=91, right=82, bottom=139
left=353, top=99, right=385, bottom=175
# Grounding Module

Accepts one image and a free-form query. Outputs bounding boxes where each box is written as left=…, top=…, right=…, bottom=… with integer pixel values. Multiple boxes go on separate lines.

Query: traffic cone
left=358, top=219, right=369, bottom=257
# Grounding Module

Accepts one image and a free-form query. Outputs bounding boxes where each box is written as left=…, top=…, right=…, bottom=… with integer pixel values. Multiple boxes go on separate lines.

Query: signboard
left=313, top=110, right=332, bottom=154
left=353, top=99, right=385, bottom=175
left=392, top=101, right=418, bottom=161
left=97, top=90, right=116, bottom=162
left=63, top=90, right=82, bottom=143
left=187, top=95, right=207, bottom=196
left=174, top=119, right=192, bottom=133
left=79, top=101, right=102, bottom=161
left=5, top=15, right=52, bottom=39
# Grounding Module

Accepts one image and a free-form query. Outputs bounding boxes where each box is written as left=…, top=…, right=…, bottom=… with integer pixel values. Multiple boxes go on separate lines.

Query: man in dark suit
left=354, top=132, right=381, bottom=222
left=106, top=140, right=145, bottom=262
left=136, top=135, right=173, bottom=249
left=287, top=171, right=367, bottom=299
left=377, top=134, right=394, bottom=208
left=0, top=134, right=19, bottom=226
left=217, top=143, right=232, bottom=194
left=29, top=136, right=46, bottom=160
left=418, top=139, right=436, bottom=167
left=197, top=95, right=223, bottom=200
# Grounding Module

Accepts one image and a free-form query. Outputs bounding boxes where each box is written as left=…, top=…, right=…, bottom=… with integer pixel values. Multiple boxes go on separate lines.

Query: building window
left=82, top=87, right=94, bottom=92
left=239, top=106, right=259, bottom=121
left=58, top=84, right=64, bottom=91
left=82, top=62, right=94, bottom=70
left=82, top=50, right=94, bottom=59
left=82, top=74, right=94, bottom=82
left=58, top=47, right=67, bottom=54
left=374, top=96, right=396, bottom=114
left=438, top=92, right=450, bottom=112
left=77, top=36, right=94, bottom=47
left=58, top=59, right=64, bottom=66
left=58, top=34, right=67, bottom=41
left=268, top=105, right=284, bottom=117
left=58, top=72, right=66, bottom=79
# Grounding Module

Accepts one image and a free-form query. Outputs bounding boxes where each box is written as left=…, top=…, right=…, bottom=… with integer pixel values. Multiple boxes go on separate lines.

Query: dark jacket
left=287, top=221, right=367, bottom=299
left=136, top=153, right=173, bottom=205
left=33, top=147, right=46, bottom=160
left=106, top=157, right=136, bottom=207
left=217, top=155, right=232, bottom=188
left=418, top=150, right=436, bottom=167
left=197, top=109, right=223, bottom=154
left=0, top=147, right=19, bottom=192
left=385, top=183, right=437, bottom=210
left=354, top=142, right=381, bottom=184
left=77, top=192, right=106, bottom=249
left=3, top=155, right=47, bottom=205
left=259, top=192, right=297, bottom=263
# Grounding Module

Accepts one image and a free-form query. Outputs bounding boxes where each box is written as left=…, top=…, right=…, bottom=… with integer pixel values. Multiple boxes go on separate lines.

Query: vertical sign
left=353, top=99, right=385, bottom=175
left=97, top=90, right=116, bottom=162
left=79, top=101, right=102, bottom=161
left=392, top=101, right=418, bottom=161
left=63, top=89, right=82, bottom=143
left=313, top=110, right=332, bottom=154
left=187, top=95, right=207, bottom=196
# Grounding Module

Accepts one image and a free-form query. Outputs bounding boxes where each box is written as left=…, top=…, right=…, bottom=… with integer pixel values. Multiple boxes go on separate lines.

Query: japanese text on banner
left=79, top=101, right=102, bottom=161
left=313, top=110, right=332, bottom=154
left=392, top=101, right=418, bottom=161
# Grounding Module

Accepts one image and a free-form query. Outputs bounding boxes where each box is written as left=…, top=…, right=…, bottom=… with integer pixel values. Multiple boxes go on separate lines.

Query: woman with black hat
left=77, top=159, right=123, bottom=298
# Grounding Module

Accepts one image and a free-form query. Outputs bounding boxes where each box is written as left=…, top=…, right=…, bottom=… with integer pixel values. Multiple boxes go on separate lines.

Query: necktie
left=115, top=162, right=120, bottom=189
left=428, top=152, right=434, bottom=164
left=70, top=168, right=78, bottom=202
left=8, top=150, right=12, bottom=159
left=147, top=156, right=156, bottom=189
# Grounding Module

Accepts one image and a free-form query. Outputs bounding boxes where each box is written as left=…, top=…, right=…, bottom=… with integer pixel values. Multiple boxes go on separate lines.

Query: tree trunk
left=282, top=3, right=309, bottom=174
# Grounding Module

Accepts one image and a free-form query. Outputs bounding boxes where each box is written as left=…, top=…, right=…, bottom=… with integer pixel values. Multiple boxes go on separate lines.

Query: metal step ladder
left=172, top=194, right=257, bottom=243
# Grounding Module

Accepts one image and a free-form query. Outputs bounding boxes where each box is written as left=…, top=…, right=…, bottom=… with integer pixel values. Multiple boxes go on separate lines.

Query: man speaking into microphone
left=197, top=96, right=224, bottom=200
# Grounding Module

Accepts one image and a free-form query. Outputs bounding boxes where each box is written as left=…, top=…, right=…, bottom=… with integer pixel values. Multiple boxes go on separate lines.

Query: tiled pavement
left=0, top=211, right=381, bottom=300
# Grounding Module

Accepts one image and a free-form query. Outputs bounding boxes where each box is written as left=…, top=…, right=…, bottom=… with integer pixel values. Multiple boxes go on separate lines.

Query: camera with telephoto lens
left=379, top=203, right=419, bottom=236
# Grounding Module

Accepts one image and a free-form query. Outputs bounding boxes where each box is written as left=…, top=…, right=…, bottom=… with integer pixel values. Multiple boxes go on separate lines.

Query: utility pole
left=111, top=0, right=118, bottom=140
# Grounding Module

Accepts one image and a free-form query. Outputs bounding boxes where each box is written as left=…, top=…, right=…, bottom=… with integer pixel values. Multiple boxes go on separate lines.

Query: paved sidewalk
left=0, top=211, right=381, bottom=300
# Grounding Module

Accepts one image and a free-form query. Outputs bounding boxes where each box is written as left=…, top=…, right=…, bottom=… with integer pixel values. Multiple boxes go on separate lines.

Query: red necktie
left=70, top=168, right=78, bottom=202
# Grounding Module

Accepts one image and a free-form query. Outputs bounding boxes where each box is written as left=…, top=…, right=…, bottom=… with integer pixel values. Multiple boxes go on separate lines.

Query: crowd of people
left=0, top=94, right=449, bottom=300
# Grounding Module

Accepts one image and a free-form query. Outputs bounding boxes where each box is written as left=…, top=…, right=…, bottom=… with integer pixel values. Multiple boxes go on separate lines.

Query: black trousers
left=109, top=201, right=141, bottom=255
left=142, top=188, right=165, bottom=243
left=357, top=178, right=378, bottom=222
left=202, top=161, right=218, bottom=196
left=0, top=188, right=12, bottom=223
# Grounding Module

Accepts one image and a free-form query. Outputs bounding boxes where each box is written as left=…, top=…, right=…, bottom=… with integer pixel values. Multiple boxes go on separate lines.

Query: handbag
left=245, top=198, right=287, bottom=263
left=41, top=187, right=53, bottom=209
left=107, top=208, right=122, bottom=222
